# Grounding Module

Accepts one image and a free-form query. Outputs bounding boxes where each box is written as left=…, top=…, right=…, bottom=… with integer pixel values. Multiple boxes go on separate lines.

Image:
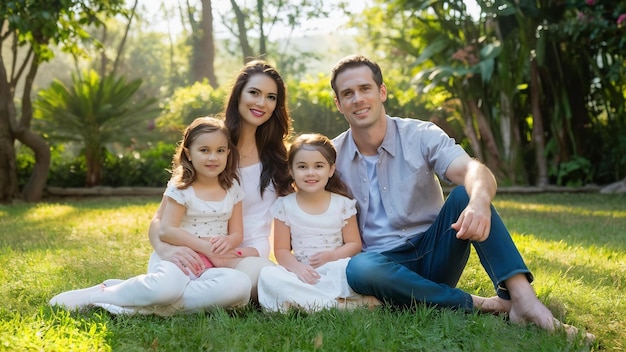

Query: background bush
left=16, top=142, right=176, bottom=188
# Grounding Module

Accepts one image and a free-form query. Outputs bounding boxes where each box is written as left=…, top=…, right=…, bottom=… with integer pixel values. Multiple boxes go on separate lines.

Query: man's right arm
left=446, top=155, right=496, bottom=242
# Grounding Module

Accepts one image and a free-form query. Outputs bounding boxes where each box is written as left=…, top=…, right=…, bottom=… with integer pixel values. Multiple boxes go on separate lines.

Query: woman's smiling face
left=237, top=73, right=278, bottom=129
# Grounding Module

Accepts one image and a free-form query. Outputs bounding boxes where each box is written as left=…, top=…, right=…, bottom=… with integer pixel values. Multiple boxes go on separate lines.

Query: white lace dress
left=258, top=192, right=361, bottom=312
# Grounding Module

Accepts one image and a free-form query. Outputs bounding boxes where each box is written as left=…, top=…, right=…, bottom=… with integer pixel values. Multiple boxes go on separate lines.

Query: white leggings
left=91, top=252, right=252, bottom=315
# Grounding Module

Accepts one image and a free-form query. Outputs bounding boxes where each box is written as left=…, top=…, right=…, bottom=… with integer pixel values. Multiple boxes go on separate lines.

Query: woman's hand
left=161, top=245, right=205, bottom=276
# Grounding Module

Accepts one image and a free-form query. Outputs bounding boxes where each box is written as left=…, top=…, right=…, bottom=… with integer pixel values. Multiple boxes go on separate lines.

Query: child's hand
left=308, top=251, right=333, bottom=268
left=209, top=236, right=234, bottom=255
left=291, top=263, right=321, bottom=284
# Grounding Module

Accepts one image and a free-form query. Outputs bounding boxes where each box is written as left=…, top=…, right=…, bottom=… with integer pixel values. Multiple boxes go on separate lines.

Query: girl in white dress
left=49, top=117, right=251, bottom=315
left=258, top=133, right=373, bottom=312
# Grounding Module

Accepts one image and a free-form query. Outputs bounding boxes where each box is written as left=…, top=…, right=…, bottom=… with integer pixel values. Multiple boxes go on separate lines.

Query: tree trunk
left=0, top=52, right=20, bottom=203
left=468, top=98, right=504, bottom=179
left=197, top=0, right=218, bottom=87
left=530, top=59, right=548, bottom=186
left=16, top=129, right=50, bottom=202
left=85, top=144, right=102, bottom=187
left=460, top=104, right=483, bottom=161
left=230, top=0, right=254, bottom=63
left=0, top=40, right=49, bottom=203
left=499, top=91, right=512, bottom=161
left=0, top=103, right=19, bottom=203
left=257, top=0, right=266, bottom=56
left=110, top=0, right=138, bottom=78
left=186, top=0, right=218, bottom=87
left=14, top=50, right=50, bottom=202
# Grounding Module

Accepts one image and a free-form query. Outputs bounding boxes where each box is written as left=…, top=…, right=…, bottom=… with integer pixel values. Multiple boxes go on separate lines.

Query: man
left=330, top=54, right=591, bottom=339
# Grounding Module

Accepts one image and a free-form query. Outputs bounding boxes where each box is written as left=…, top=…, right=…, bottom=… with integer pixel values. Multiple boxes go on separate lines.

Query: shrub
left=16, top=142, right=175, bottom=188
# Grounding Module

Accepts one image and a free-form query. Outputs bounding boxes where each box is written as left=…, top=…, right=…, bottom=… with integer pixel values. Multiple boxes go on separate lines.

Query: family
left=50, top=55, right=593, bottom=340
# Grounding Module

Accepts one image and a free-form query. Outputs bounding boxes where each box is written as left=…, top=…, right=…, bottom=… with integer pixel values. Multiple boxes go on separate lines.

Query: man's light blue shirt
left=333, top=116, right=467, bottom=253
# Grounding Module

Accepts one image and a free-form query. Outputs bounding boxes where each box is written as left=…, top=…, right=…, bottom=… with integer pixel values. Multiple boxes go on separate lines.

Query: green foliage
left=16, top=142, right=175, bottom=188
left=101, top=142, right=174, bottom=187
left=35, top=69, right=159, bottom=145
left=34, top=69, right=160, bottom=186
left=47, top=156, right=88, bottom=188
left=0, top=0, right=126, bottom=60
left=157, top=81, right=227, bottom=139
left=15, top=145, right=36, bottom=190
left=548, top=155, right=593, bottom=187
left=349, top=0, right=626, bottom=186
left=288, top=74, right=348, bottom=138
left=593, top=124, right=626, bottom=183
left=122, top=30, right=189, bottom=99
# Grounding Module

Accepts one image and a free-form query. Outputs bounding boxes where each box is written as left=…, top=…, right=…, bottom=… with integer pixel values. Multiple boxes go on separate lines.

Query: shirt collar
left=380, top=115, right=397, bottom=157
left=345, top=129, right=360, bottom=161
left=346, top=115, right=397, bottom=159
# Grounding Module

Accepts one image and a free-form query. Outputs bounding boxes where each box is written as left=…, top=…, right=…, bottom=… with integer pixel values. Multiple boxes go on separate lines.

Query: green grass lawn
left=0, top=193, right=624, bottom=351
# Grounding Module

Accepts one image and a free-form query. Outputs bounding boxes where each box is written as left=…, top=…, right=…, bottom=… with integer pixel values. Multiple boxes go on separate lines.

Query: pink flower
left=618, top=14, right=626, bottom=27
left=585, top=0, right=595, bottom=5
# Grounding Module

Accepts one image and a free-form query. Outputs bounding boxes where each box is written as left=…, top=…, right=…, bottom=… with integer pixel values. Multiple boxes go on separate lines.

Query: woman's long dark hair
left=223, top=60, right=293, bottom=197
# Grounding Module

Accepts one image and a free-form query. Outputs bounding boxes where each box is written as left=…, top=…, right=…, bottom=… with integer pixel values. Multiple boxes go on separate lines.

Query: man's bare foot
left=473, top=293, right=595, bottom=344
left=505, top=274, right=595, bottom=344
left=552, top=318, right=597, bottom=344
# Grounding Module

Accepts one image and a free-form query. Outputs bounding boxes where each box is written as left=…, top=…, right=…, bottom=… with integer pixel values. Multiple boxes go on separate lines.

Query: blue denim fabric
left=346, top=186, right=532, bottom=310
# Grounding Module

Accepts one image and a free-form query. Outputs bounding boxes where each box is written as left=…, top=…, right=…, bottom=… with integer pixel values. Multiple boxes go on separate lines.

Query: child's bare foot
left=472, top=295, right=511, bottom=314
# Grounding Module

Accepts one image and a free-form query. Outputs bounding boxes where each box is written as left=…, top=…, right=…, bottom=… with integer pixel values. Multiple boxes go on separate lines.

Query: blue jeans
left=346, top=186, right=532, bottom=310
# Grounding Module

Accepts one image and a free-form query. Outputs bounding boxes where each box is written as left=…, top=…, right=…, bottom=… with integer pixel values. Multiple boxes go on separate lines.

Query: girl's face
left=290, top=148, right=335, bottom=193
left=237, top=74, right=278, bottom=129
left=185, top=131, right=230, bottom=180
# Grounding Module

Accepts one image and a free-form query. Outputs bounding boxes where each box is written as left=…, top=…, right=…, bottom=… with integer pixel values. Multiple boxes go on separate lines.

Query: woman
left=150, top=60, right=293, bottom=306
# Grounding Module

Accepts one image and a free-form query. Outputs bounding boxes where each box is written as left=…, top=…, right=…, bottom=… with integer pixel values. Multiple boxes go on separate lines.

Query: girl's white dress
left=77, top=181, right=250, bottom=315
left=257, top=192, right=361, bottom=312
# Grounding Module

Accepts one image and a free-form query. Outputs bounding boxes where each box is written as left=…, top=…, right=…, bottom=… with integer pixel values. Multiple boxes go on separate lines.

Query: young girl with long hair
left=257, top=133, right=379, bottom=312
left=50, top=117, right=251, bottom=315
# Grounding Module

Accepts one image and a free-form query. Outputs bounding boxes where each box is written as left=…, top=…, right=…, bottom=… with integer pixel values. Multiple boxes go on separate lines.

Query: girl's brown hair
left=170, top=116, right=240, bottom=190
left=288, top=133, right=352, bottom=199
left=223, top=60, right=293, bottom=197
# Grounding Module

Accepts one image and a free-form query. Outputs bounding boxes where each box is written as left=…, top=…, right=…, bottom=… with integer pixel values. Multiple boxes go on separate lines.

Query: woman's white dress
left=257, top=192, right=361, bottom=312
left=238, top=162, right=276, bottom=258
